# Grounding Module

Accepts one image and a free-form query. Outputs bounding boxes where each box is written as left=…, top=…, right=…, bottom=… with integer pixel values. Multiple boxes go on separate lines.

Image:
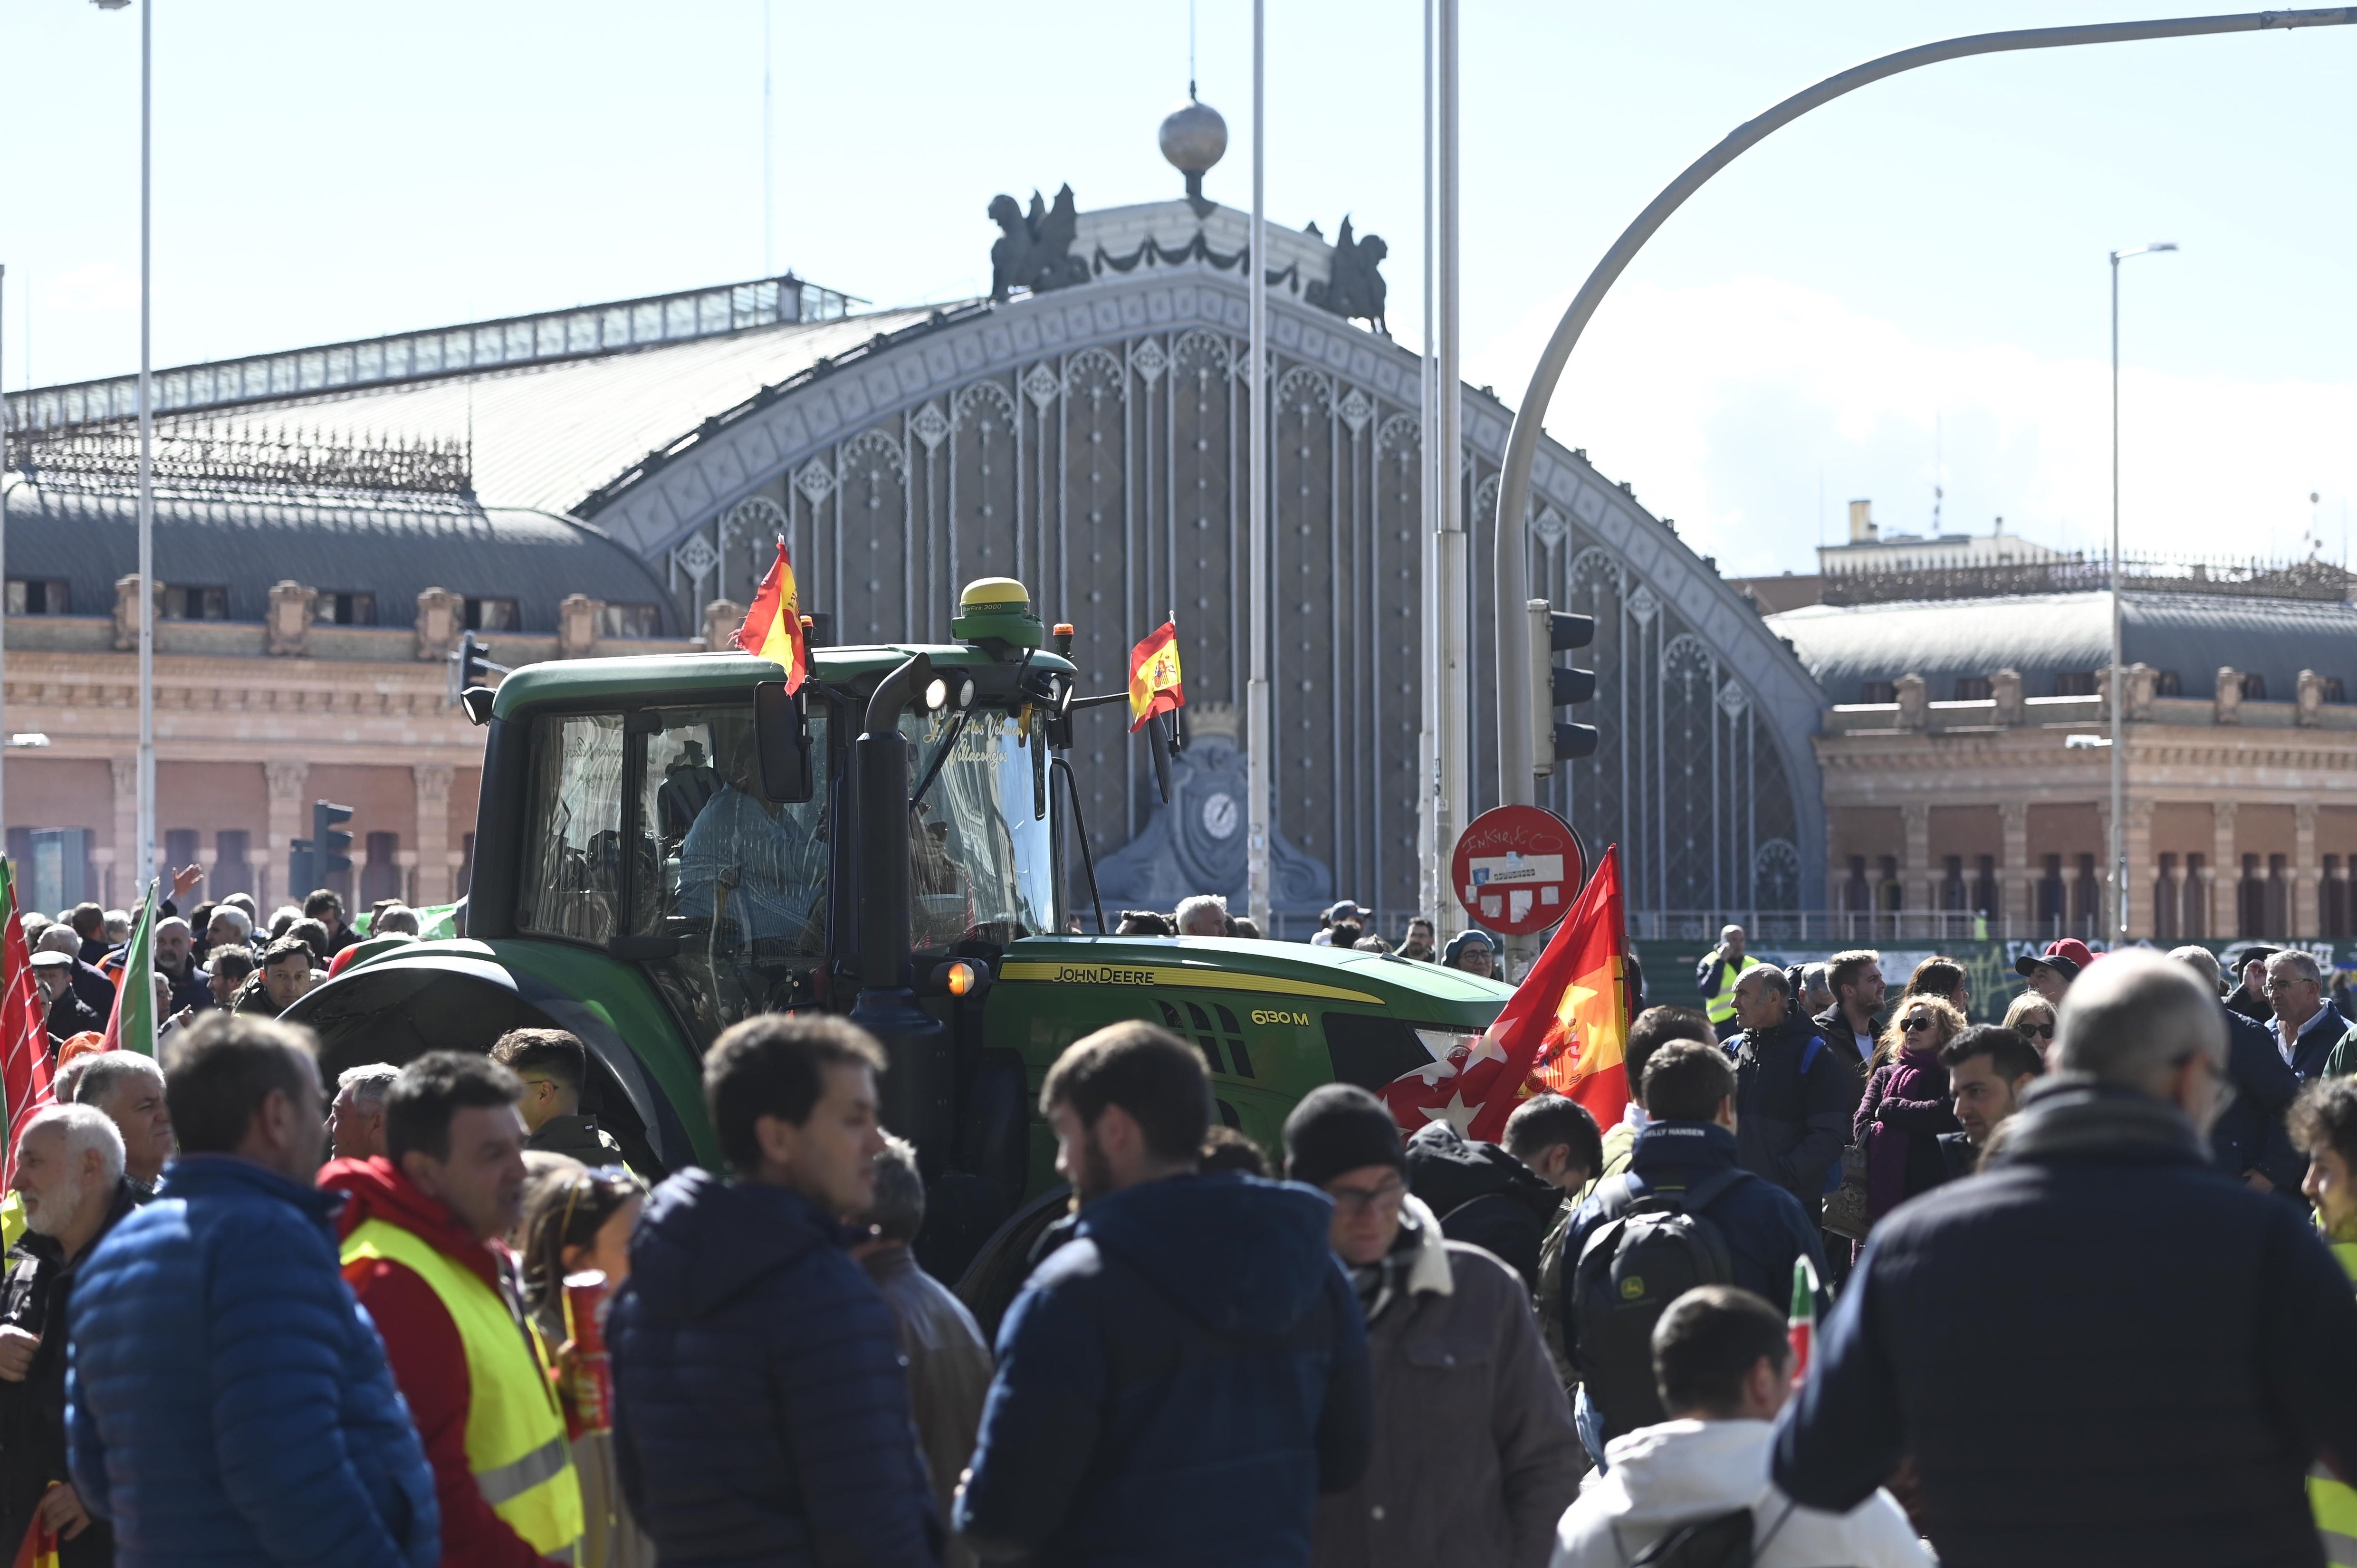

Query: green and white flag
left=102, top=879, right=160, bottom=1057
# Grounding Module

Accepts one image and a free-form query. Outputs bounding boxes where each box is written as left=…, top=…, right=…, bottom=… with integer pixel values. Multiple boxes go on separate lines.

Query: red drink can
left=563, top=1270, right=613, bottom=1434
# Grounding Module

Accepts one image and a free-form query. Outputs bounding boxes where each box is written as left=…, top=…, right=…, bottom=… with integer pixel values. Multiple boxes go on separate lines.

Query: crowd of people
left=11, top=880, right=2357, bottom=1566
left=1115, top=892, right=1516, bottom=980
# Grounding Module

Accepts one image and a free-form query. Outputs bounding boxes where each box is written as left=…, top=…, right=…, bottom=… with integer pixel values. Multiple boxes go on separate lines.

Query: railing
left=4, top=274, right=866, bottom=434
left=1820, top=553, right=2354, bottom=606
left=1622, top=909, right=2106, bottom=946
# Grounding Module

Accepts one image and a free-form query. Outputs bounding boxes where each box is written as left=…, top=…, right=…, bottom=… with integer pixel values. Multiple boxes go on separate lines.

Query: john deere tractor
left=287, top=578, right=1510, bottom=1283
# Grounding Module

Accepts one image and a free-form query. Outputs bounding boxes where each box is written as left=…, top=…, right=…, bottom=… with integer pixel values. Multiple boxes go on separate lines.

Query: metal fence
left=1623, top=909, right=2108, bottom=946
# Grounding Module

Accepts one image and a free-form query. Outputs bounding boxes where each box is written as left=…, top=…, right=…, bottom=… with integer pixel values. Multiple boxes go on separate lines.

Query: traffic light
left=447, top=631, right=511, bottom=725
left=288, top=837, right=316, bottom=898
left=313, top=801, right=354, bottom=893
left=1527, top=599, right=1599, bottom=774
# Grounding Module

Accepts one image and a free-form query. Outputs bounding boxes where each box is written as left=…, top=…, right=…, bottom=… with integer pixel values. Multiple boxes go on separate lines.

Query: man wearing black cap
left=2225, top=946, right=2279, bottom=1025
left=1284, top=1084, right=1580, bottom=1568
left=1311, top=901, right=1372, bottom=948
left=2015, top=939, right=2092, bottom=1008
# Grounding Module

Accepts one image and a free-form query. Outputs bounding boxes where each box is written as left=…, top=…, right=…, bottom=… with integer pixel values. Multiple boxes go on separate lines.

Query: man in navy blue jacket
left=1559, top=1039, right=1829, bottom=1458
left=608, top=1013, right=939, bottom=1568
left=65, top=1013, right=438, bottom=1568
left=1774, top=950, right=2357, bottom=1568
left=957, top=1021, right=1372, bottom=1567
left=2171, top=945, right=2303, bottom=1195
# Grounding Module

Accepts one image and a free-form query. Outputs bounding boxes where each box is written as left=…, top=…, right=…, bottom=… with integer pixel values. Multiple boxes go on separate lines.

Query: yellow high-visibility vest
left=343, top=1217, right=584, bottom=1561
left=1703, top=953, right=1768, bottom=1027
left=2313, top=1238, right=2357, bottom=1568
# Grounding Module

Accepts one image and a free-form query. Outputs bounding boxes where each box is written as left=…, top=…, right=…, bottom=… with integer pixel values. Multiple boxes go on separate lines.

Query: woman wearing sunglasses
left=2003, top=993, right=2060, bottom=1071
left=1853, top=997, right=1968, bottom=1237
left=519, top=1159, right=654, bottom=1568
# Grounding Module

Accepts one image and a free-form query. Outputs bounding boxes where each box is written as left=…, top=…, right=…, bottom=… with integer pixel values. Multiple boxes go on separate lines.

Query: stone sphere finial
left=1159, top=97, right=1227, bottom=209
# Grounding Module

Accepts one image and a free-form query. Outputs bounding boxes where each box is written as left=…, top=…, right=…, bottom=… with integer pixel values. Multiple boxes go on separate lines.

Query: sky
left=2, top=0, right=2352, bottom=576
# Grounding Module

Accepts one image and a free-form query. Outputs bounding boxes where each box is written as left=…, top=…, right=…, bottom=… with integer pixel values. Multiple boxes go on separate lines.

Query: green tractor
left=285, top=578, right=1511, bottom=1288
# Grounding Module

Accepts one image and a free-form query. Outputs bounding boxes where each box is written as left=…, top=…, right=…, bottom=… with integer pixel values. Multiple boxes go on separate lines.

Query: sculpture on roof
left=988, top=185, right=1090, bottom=303
left=1307, top=217, right=1389, bottom=336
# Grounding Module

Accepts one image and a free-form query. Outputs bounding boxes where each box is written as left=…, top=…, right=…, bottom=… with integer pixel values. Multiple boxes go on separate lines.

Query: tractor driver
left=677, top=733, right=826, bottom=949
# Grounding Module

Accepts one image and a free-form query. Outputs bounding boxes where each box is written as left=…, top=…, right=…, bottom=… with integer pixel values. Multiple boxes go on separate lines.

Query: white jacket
left=1550, top=1418, right=1928, bottom=1568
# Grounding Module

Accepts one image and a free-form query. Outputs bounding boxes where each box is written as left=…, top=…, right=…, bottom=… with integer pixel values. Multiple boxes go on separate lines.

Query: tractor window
left=905, top=706, right=1058, bottom=952
left=515, top=713, right=625, bottom=943
left=633, top=705, right=832, bottom=1034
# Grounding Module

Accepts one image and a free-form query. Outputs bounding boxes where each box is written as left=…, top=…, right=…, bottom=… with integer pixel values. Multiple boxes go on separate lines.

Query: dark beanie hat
left=1284, top=1083, right=1408, bottom=1188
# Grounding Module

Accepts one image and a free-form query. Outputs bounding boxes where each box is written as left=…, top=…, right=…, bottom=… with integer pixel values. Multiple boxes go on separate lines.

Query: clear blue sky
left=4, top=0, right=2351, bottom=573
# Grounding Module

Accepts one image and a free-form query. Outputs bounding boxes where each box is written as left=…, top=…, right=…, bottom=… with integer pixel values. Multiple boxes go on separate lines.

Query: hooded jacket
left=318, top=1156, right=560, bottom=1568
left=957, top=1171, right=1373, bottom=1568
left=1313, top=1194, right=1580, bottom=1568
left=1727, top=1010, right=1857, bottom=1214
left=606, top=1168, right=938, bottom=1568
left=1402, top=1120, right=1563, bottom=1292
left=1551, top=1419, right=1926, bottom=1568
left=65, top=1155, right=438, bottom=1568
left=1774, top=1077, right=2357, bottom=1568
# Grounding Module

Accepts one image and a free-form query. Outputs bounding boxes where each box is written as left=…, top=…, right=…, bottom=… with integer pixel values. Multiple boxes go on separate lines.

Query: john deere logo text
left=1251, top=1009, right=1311, bottom=1026
left=1619, top=1277, right=1646, bottom=1300
left=1053, top=966, right=1155, bottom=986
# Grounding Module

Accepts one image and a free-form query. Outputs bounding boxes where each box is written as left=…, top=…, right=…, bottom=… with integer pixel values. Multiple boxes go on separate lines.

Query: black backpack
left=1626, top=1501, right=1797, bottom=1568
left=1568, top=1166, right=1750, bottom=1443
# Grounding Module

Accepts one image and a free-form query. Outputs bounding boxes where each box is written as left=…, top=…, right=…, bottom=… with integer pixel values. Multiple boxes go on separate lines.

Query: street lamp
left=2110, top=240, right=2177, bottom=948
left=92, top=0, right=155, bottom=907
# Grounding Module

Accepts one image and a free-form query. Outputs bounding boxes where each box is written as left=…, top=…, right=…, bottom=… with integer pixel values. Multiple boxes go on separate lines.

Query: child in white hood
left=1552, top=1286, right=1926, bottom=1568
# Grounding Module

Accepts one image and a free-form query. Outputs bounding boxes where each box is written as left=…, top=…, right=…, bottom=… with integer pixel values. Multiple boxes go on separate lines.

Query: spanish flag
left=1127, top=621, right=1185, bottom=733
left=735, top=540, right=809, bottom=695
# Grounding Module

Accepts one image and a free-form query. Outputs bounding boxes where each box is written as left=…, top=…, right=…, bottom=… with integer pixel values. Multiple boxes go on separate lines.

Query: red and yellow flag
left=0, top=858, right=55, bottom=1195
left=1127, top=621, right=1185, bottom=733
left=734, top=540, right=809, bottom=695
left=1379, top=845, right=1631, bottom=1141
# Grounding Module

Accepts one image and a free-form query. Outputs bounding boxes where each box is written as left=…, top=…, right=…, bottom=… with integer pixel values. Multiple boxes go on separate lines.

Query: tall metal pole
left=1432, top=0, right=1468, bottom=937
left=0, top=263, right=9, bottom=843
left=1245, top=0, right=1272, bottom=936
left=762, top=0, right=775, bottom=277
left=136, top=0, right=156, bottom=900
left=2110, top=240, right=2175, bottom=947
left=1416, top=0, right=1439, bottom=927
left=1488, top=8, right=2355, bottom=817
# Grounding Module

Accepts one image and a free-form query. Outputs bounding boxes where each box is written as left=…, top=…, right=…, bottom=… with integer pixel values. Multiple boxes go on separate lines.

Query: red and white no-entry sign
left=1451, top=805, right=1588, bottom=935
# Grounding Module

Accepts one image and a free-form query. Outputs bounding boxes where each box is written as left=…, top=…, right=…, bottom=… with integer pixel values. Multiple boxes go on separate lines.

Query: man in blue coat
left=957, top=1021, right=1373, bottom=1567
left=65, top=1012, right=438, bottom=1568
left=1774, top=950, right=2357, bottom=1568
left=608, top=1013, right=939, bottom=1568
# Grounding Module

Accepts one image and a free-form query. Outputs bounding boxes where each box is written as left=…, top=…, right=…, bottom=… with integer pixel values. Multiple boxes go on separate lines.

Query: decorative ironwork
left=9, top=421, right=472, bottom=502
left=1820, top=554, right=2355, bottom=606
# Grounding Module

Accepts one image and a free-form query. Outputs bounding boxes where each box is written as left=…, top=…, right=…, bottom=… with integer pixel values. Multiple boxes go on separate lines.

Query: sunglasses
left=1900, top=1015, right=1936, bottom=1033
left=2021, top=1021, right=2055, bottom=1040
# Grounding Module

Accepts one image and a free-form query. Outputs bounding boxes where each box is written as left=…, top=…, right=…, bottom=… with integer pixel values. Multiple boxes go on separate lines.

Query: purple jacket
left=1855, top=1046, right=1960, bottom=1222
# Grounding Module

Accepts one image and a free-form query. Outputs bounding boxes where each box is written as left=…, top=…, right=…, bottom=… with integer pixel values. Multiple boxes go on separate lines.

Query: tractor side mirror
left=753, top=680, right=814, bottom=803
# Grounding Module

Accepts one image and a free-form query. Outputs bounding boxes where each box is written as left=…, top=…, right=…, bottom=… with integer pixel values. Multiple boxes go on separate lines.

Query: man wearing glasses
left=2265, top=950, right=2349, bottom=1083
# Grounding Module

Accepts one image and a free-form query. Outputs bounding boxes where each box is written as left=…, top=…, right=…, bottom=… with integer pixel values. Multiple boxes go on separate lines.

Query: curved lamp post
left=1490, top=9, right=2357, bottom=835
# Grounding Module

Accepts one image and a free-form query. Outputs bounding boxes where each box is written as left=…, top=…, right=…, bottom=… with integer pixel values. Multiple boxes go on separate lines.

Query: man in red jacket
left=320, top=1052, right=583, bottom=1568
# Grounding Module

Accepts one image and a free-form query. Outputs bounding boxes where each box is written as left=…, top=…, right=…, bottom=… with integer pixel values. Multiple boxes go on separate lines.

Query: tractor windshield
left=513, top=694, right=1058, bottom=1052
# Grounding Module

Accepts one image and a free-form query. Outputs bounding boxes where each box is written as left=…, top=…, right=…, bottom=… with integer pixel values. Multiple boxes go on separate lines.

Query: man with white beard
left=0, top=1105, right=141, bottom=1564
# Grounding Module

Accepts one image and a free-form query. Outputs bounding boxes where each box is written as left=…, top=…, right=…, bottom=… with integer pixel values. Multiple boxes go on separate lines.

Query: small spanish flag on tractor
left=1127, top=621, right=1185, bottom=733
left=735, top=539, right=810, bottom=695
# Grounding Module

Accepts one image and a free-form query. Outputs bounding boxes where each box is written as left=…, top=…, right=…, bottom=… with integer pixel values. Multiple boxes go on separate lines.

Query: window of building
left=160, top=586, right=229, bottom=621
left=599, top=602, right=660, bottom=639
left=164, top=829, right=201, bottom=875
left=1858, top=680, right=1897, bottom=705
left=1844, top=855, right=1870, bottom=914
left=1953, top=676, right=1993, bottom=702
left=2240, top=853, right=2266, bottom=939
left=2053, top=672, right=2099, bottom=697
left=315, top=592, right=378, bottom=626
left=2242, top=672, right=2269, bottom=701
left=2324, top=855, right=2349, bottom=942
left=1973, top=855, right=1997, bottom=917
left=466, top=597, right=518, bottom=631
left=361, top=831, right=402, bottom=906
left=2183, top=852, right=2206, bottom=939
left=2037, top=854, right=2066, bottom=931
left=1878, top=854, right=1900, bottom=914
left=6, top=579, right=71, bottom=615
left=214, top=829, right=252, bottom=898
left=10, top=827, right=96, bottom=915
left=2153, top=853, right=2179, bottom=944
left=2267, top=853, right=2290, bottom=937
left=1941, top=855, right=1967, bottom=911
left=2072, top=854, right=2100, bottom=932
left=2320, top=677, right=2348, bottom=704
left=2154, top=669, right=2182, bottom=697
